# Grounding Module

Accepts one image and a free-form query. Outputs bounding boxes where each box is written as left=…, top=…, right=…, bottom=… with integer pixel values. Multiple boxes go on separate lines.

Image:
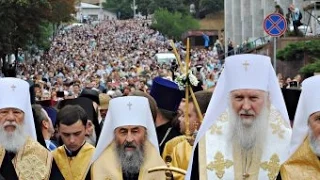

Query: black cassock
left=0, top=151, right=64, bottom=180
left=156, top=121, right=181, bottom=155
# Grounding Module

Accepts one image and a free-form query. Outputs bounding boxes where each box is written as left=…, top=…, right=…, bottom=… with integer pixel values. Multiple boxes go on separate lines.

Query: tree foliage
left=300, top=59, right=320, bottom=75
left=0, top=0, right=76, bottom=72
left=277, top=40, right=320, bottom=75
left=152, top=8, right=199, bottom=40
left=151, top=0, right=187, bottom=14
left=103, top=0, right=133, bottom=19
left=49, top=0, right=76, bottom=24
left=277, top=40, right=320, bottom=61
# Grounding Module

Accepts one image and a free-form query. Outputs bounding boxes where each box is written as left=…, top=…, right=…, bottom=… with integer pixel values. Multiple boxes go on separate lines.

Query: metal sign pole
left=273, top=37, right=277, bottom=72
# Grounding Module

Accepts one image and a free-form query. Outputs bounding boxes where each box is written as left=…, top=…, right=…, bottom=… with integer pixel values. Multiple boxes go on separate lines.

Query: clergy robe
left=279, top=137, right=320, bottom=179
left=52, top=142, right=95, bottom=180
left=90, top=140, right=166, bottom=180
left=162, top=135, right=186, bottom=160
left=190, top=106, right=291, bottom=180
left=169, top=138, right=192, bottom=180
left=0, top=137, right=63, bottom=180
left=156, top=121, right=181, bottom=155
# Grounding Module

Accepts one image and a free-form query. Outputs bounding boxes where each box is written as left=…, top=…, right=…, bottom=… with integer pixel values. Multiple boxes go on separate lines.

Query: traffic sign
left=263, top=13, right=287, bottom=37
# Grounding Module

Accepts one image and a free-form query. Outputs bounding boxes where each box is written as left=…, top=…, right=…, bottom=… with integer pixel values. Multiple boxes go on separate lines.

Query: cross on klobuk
left=127, top=102, right=132, bottom=110
left=11, top=84, right=16, bottom=91
left=242, top=60, right=250, bottom=71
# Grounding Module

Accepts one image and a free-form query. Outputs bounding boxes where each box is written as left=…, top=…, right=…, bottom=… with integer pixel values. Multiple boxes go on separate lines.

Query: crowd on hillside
left=5, top=19, right=223, bottom=101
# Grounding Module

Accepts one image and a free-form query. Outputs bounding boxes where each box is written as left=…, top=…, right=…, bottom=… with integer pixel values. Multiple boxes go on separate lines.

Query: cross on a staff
left=127, top=102, right=132, bottom=110
left=242, top=60, right=250, bottom=71
left=11, top=84, right=16, bottom=91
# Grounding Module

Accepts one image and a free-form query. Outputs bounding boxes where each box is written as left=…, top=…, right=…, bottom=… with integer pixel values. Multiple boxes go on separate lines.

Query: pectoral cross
left=11, top=84, right=16, bottom=91
left=242, top=60, right=250, bottom=71
left=127, top=102, right=132, bottom=110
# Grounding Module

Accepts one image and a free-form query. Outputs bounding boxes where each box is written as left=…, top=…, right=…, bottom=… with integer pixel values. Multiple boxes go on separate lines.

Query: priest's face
left=0, top=107, right=27, bottom=152
left=58, top=120, right=86, bottom=151
left=115, top=125, right=146, bottom=152
left=308, top=111, right=320, bottom=156
left=230, top=89, right=267, bottom=127
left=179, top=102, right=200, bottom=134
left=115, top=125, right=146, bottom=176
left=0, top=108, right=24, bottom=132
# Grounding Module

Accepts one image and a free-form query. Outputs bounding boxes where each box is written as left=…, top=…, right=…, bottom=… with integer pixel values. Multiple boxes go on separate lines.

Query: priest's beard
left=229, top=104, right=269, bottom=151
left=116, top=140, right=145, bottom=178
left=308, top=129, right=320, bottom=157
left=85, top=130, right=96, bottom=146
left=0, top=121, right=28, bottom=152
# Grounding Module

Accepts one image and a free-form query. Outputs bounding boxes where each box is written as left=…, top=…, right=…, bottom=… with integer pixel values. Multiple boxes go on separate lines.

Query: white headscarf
left=0, top=77, right=37, bottom=140
left=91, top=96, right=159, bottom=163
left=288, top=75, right=320, bottom=157
left=185, top=54, right=290, bottom=180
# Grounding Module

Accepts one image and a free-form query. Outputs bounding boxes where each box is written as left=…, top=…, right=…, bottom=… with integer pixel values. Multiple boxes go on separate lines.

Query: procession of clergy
left=1, top=54, right=320, bottom=180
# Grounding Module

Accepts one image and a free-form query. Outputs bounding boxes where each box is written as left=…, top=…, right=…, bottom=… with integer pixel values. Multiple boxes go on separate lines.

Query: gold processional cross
left=127, top=102, right=132, bottom=110
left=242, top=60, right=250, bottom=71
left=207, top=151, right=233, bottom=179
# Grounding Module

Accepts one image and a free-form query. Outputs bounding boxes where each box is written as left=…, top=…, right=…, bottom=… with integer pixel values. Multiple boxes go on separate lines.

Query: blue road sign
left=263, top=13, right=287, bottom=37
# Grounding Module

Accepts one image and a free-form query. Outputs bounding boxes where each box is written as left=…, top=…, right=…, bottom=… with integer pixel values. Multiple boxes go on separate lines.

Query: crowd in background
left=9, top=19, right=223, bottom=102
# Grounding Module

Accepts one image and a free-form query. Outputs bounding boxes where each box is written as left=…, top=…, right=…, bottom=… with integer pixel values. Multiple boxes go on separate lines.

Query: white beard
left=229, top=104, right=269, bottom=151
left=0, top=121, right=28, bottom=152
left=85, top=130, right=97, bottom=146
left=308, top=129, right=320, bottom=157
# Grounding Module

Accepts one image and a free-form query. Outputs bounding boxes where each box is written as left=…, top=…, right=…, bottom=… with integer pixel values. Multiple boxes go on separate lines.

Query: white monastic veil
left=288, top=75, right=320, bottom=157
left=91, top=96, right=159, bottom=163
left=185, top=54, right=291, bottom=180
left=0, top=77, right=37, bottom=140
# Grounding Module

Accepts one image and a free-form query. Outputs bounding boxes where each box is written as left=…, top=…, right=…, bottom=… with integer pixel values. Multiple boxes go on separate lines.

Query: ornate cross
left=207, top=151, right=233, bottom=179
left=11, top=84, right=16, bottom=91
left=242, top=60, right=250, bottom=71
left=127, top=102, right=132, bottom=110
left=260, top=154, right=280, bottom=180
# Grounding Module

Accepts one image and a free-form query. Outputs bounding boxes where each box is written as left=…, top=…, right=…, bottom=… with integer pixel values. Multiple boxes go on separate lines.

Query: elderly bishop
left=186, top=54, right=292, bottom=180
left=279, top=75, right=320, bottom=179
left=0, top=78, right=63, bottom=180
left=89, top=96, right=166, bottom=179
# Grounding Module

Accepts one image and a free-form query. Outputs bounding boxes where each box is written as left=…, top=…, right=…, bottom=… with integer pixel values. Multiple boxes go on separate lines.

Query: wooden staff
left=170, top=39, right=203, bottom=138
left=170, top=40, right=184, bottom=73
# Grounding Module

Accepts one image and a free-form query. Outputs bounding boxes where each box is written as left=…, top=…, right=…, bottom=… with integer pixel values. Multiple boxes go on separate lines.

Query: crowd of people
left=0, top=16, right=320, bottom=180
left=9, top=19, right=222, bottom=103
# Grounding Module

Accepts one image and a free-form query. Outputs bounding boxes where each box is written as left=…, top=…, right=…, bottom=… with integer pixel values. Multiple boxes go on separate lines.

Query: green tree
left=300, top=59, right=320, bottom=75
left=277, top=40, right=320, bottom=75
left=152, top=8, right=199, bottom=40
left=103, top=0, right=133, bottom=19
left=277, top=40, right=320, bottom=61
left=0, top=0, right=51, bottom=64
left=151, top=0, right=188, bottom=14
left=49, top=0, right=76, bottom=30
left=136, top=0, right=152, bottom=17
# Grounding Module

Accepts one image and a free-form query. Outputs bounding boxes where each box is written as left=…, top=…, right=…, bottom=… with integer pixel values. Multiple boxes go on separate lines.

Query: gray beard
left=85, top=130, right=97, bottom=146
left=0, top=123, right=28, bottom=152
left=229, top=105, right=269, bottom=151
left=308, top=129, right=320, bottom=157
left=116, top=141, right=144, bottom=177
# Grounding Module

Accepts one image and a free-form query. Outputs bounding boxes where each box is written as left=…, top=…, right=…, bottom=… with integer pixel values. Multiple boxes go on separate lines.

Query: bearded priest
left=0, top=77, right=63, bottom=180
left=89, top=96, right=166, bottom=179
left=185, top=54, right=292, bottom=180
left=279, top=75, right=320, bottom=179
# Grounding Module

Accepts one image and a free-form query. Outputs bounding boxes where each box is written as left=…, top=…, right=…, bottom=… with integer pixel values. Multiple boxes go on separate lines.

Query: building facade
left=224, top=0, right=309, bottom=46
